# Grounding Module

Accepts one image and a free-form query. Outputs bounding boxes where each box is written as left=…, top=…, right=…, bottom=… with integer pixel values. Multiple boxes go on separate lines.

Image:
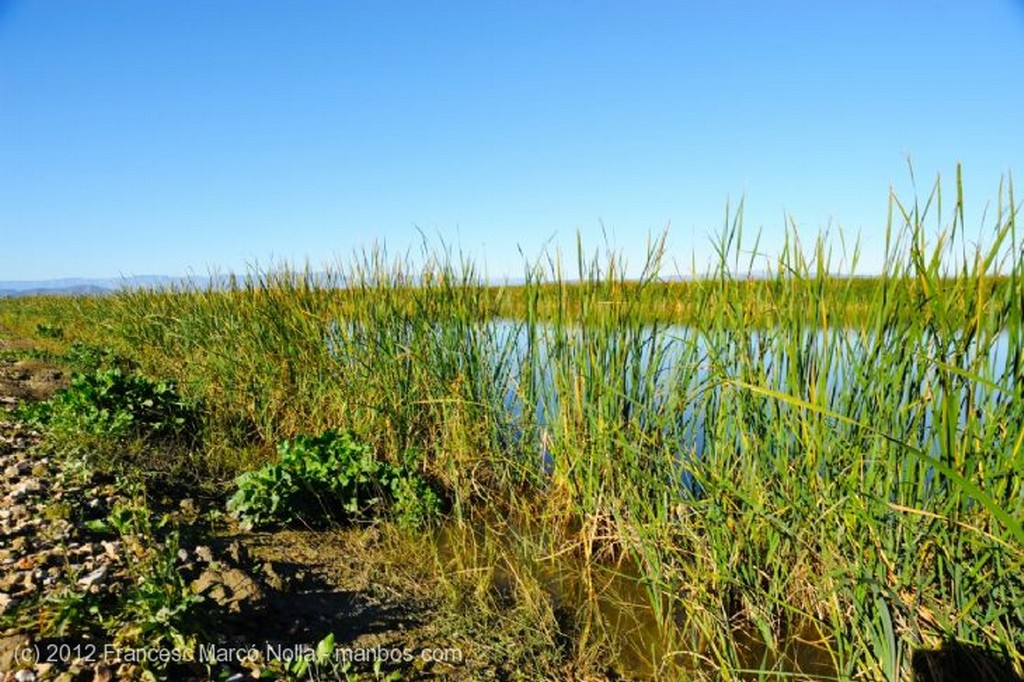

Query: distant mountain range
left=0, top=273, right=352, bottom=297
left=0, top=275, right=189, bottom=298
left=1, top=271, right=787, bottom=298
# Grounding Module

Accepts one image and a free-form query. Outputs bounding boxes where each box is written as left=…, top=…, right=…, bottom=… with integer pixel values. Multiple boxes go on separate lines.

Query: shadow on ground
left=913, top=641, right=1023, bottom=682
left=192, top=534, right=426, bottom=649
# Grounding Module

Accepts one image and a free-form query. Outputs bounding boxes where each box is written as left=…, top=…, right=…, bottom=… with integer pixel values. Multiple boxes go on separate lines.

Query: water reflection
left=327, top=316, right=1014, bottom=477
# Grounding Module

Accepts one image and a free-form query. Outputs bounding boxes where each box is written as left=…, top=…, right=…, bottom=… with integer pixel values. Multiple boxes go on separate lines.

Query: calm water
left=453, top=321, right=1015, bottom=464
left=329, top=317, right=1015, bottom=464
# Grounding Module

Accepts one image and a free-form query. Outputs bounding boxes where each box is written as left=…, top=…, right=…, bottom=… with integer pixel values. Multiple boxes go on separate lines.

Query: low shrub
left=227, top=430, right=444, bottom=530
left=62, top=341, right=129, bottom=374
left=18, top=367, right=199, bottom=447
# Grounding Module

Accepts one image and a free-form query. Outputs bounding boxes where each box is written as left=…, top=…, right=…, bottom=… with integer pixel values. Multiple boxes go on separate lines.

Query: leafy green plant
left=227, top=430, right=443, bottom=530
left=62, top=341, right=126, bottom=373
left=18, top=367, right=198, bottom=445
left=18, top=482, right=207, bottom=675
left=104, top=493, right=206, bottom=654
left=388, top=449, right=444, bottom=530
left=0, top=345, right=58, bottom=363
left=35, top=323, right=64, bottom=339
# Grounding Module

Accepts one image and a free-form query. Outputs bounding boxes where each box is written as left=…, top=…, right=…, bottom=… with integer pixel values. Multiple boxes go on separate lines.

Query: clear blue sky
left=2, top=1, right=1022, bottom=281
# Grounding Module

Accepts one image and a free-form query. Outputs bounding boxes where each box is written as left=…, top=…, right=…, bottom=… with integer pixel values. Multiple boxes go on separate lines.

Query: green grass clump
left=35, top=323, right=64, bottom=339
left=227, top=430, right=444, bottom=530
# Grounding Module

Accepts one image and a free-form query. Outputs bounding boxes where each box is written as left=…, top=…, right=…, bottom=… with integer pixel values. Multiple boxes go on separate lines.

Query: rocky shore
left=0, top=355, right=315, bottom=681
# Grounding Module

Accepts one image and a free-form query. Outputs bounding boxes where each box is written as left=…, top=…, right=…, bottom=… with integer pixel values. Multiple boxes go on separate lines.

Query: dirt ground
left=0, top=338, right=67, bottom=402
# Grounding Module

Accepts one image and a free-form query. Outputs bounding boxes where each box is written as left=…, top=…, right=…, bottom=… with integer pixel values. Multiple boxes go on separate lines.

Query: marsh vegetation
left=2, top=173, right=1021, bottom=680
